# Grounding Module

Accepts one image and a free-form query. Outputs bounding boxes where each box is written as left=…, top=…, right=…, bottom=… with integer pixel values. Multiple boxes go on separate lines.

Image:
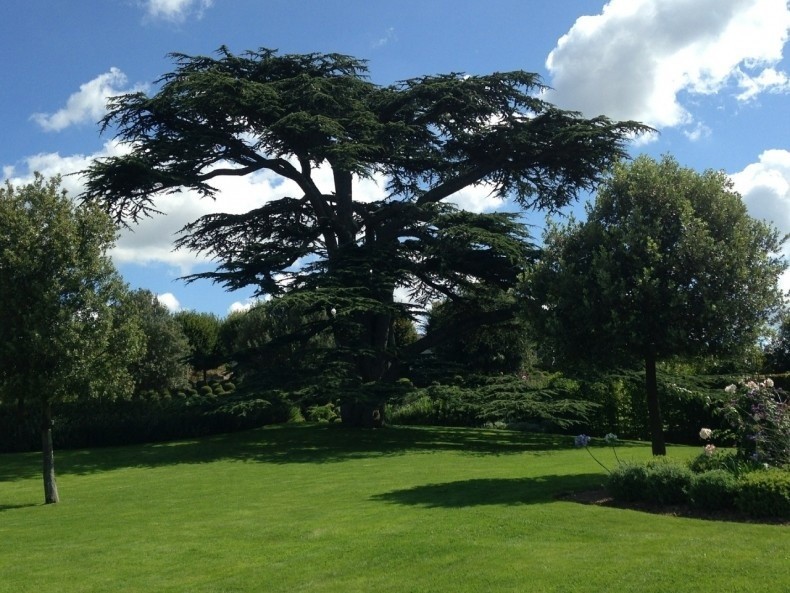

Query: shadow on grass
left=0, top=424, right=644, bottom=483
left=371, top=473, right=606, bottom=508
left=0, top=502, right=40, bottom=513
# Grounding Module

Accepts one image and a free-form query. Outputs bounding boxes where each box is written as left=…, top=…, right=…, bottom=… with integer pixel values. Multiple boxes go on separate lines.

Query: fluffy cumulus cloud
left=156, top=292, right=181, bottom=312
left=730, top=149, right=790, bottom=292
left=545, top=0, right=790, bottom=131
left=142, top=0, right=213, bottom=22
left=31, top=69, right=143, bottom=132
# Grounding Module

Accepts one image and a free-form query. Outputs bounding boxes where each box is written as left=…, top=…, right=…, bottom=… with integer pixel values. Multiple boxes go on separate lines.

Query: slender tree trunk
left=41, top=399, right=60, bottom=504
left=644, top=349, right=666, bottom=456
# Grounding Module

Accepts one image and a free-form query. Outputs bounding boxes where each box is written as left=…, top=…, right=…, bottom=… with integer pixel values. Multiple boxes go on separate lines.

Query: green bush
left=606, top=463, right=650, bottom=502
left=688, top=470, right=739, bottom=511
left=199, top=385, right=214, bottom=396
left=607, top=459, right=692, bottom=505
left=688, top=450, right=759, bottom=476
left=735, top=469, right=790, bottom=519
left=642, top=459, right=693, bottom=505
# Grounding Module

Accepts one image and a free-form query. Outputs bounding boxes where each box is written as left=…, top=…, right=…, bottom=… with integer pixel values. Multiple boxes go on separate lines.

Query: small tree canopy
left=530, top=154, right=787, bottom=454
left=0, top=174, right=142, bottom=502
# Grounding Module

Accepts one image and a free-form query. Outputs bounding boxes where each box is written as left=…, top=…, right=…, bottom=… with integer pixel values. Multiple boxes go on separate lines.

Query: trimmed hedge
left=606, top=458, right=790, bottom=520
left=688, top=470, right=739, bottom=511
left=607, top=459, right=692, bottom=505
left=0, top=388, right=291, bottom=453
left=735, top=470, right=790, bottom=520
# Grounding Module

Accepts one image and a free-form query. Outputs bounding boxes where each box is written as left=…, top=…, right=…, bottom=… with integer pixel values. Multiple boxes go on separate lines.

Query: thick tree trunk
left=41, top=400, right=60, bottom=504
left=644, top=349, right=666, bottom=456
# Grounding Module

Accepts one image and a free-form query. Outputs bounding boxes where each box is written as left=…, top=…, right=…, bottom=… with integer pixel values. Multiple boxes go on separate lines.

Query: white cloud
left=545, top=0, right=790, bottom=130
left=735, top=67, right=790, bottom=101
left=31, top=68, right=143, bottom=132
left=156, top=292, right=181, bottom=312
left=446, top=183, right=505, bottom=213
left=142, top=0, right=213, bottom=22
left=730, top=149, right=790, bottom=293
left=683, top=123, right=712, bottom=142
left=228, top=298, right=266, bottom=315
left=372, top=27, right=397, bottom=49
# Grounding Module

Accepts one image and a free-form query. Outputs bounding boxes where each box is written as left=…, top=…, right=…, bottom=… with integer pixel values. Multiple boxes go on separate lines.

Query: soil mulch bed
left=557, top=489, right=789, bottom=525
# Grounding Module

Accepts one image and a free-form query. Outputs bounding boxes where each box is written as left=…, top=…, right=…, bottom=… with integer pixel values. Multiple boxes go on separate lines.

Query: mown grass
left=1, top=425, right=787, bottom=593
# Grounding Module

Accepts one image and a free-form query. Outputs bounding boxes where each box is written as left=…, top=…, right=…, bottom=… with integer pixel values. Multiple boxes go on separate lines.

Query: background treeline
left=4, top=282, right=789, bottom=452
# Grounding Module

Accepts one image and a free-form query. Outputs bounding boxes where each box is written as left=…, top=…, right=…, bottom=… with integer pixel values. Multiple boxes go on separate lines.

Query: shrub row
left=606, top=459, right=790, bottom=520
left=0, top=389, right=291, bottom=453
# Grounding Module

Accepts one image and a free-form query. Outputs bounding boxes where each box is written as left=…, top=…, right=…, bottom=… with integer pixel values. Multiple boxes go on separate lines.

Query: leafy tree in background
left=219, top=299, right=335, bottom=395
left=530, top=155, right=786, bottom=455
left=763, top=311, right=790, bottom=374
left=174, top=310, right=223, bottom=382
left=427, top=290, right=536, bottom=376
left=81, top=46, right=648, bottom=426
left=0, top=175, right=142, bottom=503
left=124, top=289, right=191, bottom=393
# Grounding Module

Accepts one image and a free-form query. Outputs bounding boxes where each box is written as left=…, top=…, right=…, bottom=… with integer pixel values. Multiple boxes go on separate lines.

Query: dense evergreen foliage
left=80, top=46, right=648, bottom=426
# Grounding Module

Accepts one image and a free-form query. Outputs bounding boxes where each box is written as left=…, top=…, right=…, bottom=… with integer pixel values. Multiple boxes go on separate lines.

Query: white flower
left=704, top=444, right=716, bottom=456
left=699, top=428, right=713, bottom=440
left=764, top=378, right=774, bottom=388
left=724, top=384, right=737, bottom=394
left=745, top=381, right=759, bottom=391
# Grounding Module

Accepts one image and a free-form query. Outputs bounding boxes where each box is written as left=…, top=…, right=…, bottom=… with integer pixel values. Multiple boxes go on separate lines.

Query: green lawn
left=1, top=425, right=787, bottom=593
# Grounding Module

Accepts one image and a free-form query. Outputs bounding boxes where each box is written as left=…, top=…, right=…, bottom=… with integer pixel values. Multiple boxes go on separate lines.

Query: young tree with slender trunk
left=529, top=155, right=786, bottom=455
left=0, top=175, right=142, bottom=503
left=81, top=47, right=648, bottom=426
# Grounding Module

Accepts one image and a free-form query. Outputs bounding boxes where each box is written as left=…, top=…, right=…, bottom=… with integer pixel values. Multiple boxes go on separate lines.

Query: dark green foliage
left=387, top=373, right=596, bottom=430
left=0, top=391, right=288, bottom=452
left=80, top=47, right=647, bottom=424
left=764, top=313, right=790, bottom=373
left=735, top=469, right=790, bottom=519
left=427, top=291, right=536, bottom=375
left=688, top=470, right=739, bottom=511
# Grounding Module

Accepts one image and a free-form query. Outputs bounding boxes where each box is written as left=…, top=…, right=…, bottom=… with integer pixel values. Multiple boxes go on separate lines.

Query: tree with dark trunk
left=529, top=155, right=786, bottom=455
left=80, top=47, right=648, bottom=425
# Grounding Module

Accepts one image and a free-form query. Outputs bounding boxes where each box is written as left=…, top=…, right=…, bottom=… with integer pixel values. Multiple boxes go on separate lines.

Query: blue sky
left=2, top=0, right=790, bottom=316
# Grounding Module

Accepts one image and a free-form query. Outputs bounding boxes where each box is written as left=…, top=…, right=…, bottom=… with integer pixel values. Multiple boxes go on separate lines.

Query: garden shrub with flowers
left=580, top=376, right=790, bottom=520
left=716, top=378, right=789, bottom=468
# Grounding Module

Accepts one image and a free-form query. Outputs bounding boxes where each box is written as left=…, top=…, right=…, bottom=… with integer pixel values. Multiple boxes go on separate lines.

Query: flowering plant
left=574, top=433, right=620, bottom=472
left=718, top=379, right=789, bottom=468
